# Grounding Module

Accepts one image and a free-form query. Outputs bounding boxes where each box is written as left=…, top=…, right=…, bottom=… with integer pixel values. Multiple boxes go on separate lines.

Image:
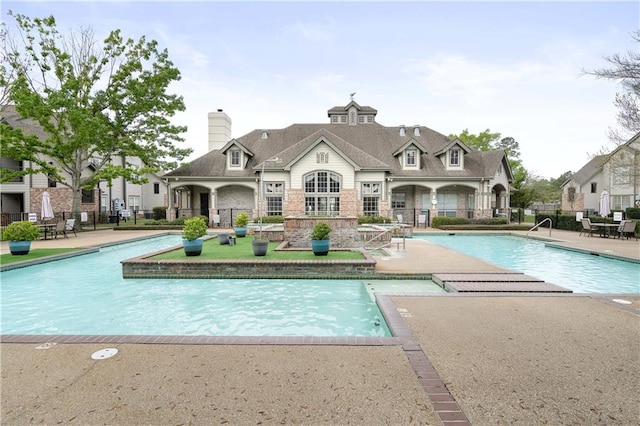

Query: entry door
left=200, top=193, right=209, bottom=217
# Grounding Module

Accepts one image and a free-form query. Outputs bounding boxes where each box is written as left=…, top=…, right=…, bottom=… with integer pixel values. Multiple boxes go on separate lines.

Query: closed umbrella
left=41, top=191, right=54, bottom=222
left=599, top=189, right=610, bottom=217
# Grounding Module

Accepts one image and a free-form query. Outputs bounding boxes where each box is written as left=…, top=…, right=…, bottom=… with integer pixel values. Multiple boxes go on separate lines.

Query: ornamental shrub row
left=431, top=216, right=508, bottom=228
left=358, top=215, right=392, bottom=224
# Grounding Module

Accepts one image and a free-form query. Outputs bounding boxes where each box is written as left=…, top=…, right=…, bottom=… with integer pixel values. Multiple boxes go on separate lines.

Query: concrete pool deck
left=1, top=227, right=639, bottom=424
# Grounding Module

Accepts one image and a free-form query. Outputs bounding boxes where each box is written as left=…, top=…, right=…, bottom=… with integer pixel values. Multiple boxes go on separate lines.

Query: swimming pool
left=1, top=235, right=390, bottom=337
left=418, top=234, right=639, bottom=293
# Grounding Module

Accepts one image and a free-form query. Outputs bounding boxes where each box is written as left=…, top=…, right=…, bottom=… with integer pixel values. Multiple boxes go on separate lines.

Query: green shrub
left=626, top=208, right=640, bottom=219
left=170, top=217, right=187, bottom=226
left=431, top=217, right=469, bottom=228
left=145, top=219, right=171, bottom=226
left=473, top=218, right=508, bottom=225
left=431, top=216, right=510, bottom=229
left=234, top=211, right=250, bottom=227
left=182, top=216, right=207, bottom=241
left=152, top=206, right=167, bottom=220
left=256, top=215, right=284, bottom=224
left=358, top=215, right=392, bottom=224
left=310, top=222, right=332, bottom=240
left=3, top=221, right=41, bottom=241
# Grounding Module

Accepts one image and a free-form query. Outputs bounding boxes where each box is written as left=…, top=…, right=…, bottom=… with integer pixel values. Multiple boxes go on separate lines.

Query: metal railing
left=526, top=217, right=553, bottom=237
left=362, top=223, right=407, bottom=251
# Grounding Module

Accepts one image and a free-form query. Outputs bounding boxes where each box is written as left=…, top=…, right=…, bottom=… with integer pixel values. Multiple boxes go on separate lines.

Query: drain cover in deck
left=91, top=348, right=118, bottom=360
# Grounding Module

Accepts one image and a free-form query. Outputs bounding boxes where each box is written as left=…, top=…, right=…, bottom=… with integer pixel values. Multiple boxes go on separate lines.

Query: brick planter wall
left=122, top=255, right=377, bottom=279
left=284, top=216, right=360, bottom=248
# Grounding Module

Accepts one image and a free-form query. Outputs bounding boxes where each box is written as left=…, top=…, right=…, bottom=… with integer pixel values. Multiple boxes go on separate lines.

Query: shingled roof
left=165, top=119, right=506, bottom=180
left=1, top=105, right=49, bottom=141
left=565, top=155, right=610, bottom=186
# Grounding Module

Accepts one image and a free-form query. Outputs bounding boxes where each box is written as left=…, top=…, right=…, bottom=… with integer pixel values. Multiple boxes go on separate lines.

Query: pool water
left=418, top=234, right=640, bottom=293
left=1, top=235, right=390, bottom=337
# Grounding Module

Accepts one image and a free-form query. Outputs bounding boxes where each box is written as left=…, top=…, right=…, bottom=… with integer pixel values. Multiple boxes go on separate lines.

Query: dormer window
left=406, top=149, right=417, bottom=167
left=230, top=149, right=241, bottom=167
left=450, top=149, right=460, bottom=167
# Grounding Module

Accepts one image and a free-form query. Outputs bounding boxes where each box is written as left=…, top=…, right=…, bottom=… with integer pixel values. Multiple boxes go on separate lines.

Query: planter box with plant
left=4, top=221, right=42, bottom=255
left=233, top=211, right=250, bottom=237
left=310, top=221, right=332, bottom=256
left=182, top=216, right=208, bottom=256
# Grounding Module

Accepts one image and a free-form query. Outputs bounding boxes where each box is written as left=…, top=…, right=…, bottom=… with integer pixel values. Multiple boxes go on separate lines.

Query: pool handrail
left=362, top=223, right=407, bottom=251
left=527, top=217, right=552, bottom=237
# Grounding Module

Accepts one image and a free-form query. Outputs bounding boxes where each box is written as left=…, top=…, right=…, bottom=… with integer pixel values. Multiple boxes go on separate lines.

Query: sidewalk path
left=1, top=227, right=638, bottom=425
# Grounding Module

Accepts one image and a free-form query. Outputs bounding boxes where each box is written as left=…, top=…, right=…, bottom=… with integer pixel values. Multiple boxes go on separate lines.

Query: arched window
left=304, top=171, right=341, bottom=215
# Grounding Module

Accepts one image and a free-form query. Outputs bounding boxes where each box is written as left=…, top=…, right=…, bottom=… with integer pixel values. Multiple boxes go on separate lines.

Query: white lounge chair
left=65, top=218, right=77, bottom=237
left=617, top=220, right=638, bottom=240
left=579, top=218, right=595, bottom=237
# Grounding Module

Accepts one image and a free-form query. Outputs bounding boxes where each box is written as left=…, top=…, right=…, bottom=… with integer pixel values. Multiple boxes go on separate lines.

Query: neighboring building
left=164, top=100, right=513, bottom=226
left=0, top=105, right=167, bottom=223
left=562, top=132, right=640, bottom=214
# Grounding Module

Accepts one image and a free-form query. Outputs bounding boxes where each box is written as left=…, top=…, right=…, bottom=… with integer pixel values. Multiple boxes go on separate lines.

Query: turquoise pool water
left=419, top=234, right=639, bottom=293
left=1, top=236, right=390, bottom=337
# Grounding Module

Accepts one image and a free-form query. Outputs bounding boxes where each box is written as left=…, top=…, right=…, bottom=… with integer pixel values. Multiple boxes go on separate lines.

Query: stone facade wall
left=284, top=189, right=303, bottom=216
left=284, top=216, right=360, bottom=248
left=281, top=189, right=359, bottom=216
left=340, top=189, right=358, bottom=216
left=561, top=191, right=584, bottom=213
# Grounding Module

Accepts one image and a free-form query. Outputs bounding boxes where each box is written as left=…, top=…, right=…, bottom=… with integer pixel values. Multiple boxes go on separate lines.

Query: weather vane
left=349, top=92, right=356, bottom=101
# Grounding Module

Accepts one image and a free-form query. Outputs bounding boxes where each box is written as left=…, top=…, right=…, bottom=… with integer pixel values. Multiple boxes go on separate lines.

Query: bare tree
left=584, top=30, right=640, bottom=147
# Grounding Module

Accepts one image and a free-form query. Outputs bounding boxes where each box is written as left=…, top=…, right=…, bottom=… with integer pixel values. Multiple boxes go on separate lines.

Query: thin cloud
left=288, top=18, right=335, bottom=42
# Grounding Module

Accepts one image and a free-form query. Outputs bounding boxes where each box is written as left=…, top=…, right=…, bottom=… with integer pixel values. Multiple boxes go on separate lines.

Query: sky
left=3, top=1, right=638, bottom=179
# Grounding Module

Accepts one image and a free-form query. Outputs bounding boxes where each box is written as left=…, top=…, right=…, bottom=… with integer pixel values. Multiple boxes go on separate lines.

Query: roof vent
left=399, top=125, right=406, bottom=137
left=261, top=130, right=268, bottom=139
left=217, top=109, right=223, bottom=112
left=414, top=126, right=420, bottom=136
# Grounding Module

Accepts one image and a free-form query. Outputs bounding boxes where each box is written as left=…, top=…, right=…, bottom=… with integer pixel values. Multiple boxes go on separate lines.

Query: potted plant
left=4, top=221, right=41, bottom=255
left=182, top=216, right=208, bottom=256
left=233, top=211, right=250, bottom=237
left=310, top=221, right=332, bottom=256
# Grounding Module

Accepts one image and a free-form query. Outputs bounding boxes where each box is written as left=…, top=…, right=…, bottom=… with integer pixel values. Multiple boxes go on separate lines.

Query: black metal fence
left=1, top=210, right=110, bottom=232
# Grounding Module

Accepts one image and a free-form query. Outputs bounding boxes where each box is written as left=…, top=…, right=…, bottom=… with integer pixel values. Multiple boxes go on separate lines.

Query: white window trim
left=229, top=149, right=242, bottom=168
left=449, top=149, right=460, bottom=167
left=404, top=149, right=418, bottom=169
left=362, top=182, right=381, bottom=195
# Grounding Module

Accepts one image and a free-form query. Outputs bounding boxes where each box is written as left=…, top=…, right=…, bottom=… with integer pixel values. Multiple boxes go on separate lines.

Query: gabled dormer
left=327, top=101, right=377, bottom=125
left=221, top=139, right=253, bottom=170
left=434, top=138, right=471, bottom=171
left=392, top=139, right=428, bottom=170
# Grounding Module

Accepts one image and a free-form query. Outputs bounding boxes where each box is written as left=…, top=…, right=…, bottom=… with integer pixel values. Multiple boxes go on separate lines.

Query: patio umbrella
left=599, top=189, right=611, bottom=217
left=41, top=191, right=54, bottom=222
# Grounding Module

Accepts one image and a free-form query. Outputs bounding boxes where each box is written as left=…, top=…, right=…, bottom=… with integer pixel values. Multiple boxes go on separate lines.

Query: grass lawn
left=0, top=248, right=81, bottom=265
left=151, top=235, right=365, bottom=261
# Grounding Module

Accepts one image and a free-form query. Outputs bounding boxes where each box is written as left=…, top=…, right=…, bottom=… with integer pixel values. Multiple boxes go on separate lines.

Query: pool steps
left=432, top=272, right=573, bottom=293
